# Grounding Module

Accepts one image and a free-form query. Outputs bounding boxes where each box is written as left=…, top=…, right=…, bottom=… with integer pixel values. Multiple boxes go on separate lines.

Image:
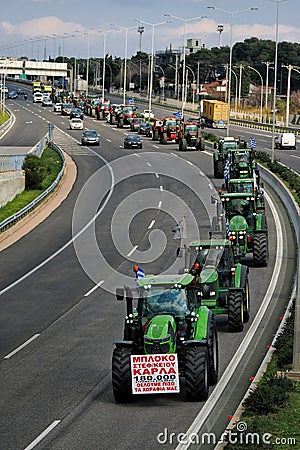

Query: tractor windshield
left=123, top=107, right=134, bottom=114
left=143, top=288, right=187, bottom=319
left=225, top=197, right=254, bottom=222
left=165, top=120, right=177, bottom=128
left=230, top=182, right=254, bottom=194
left=185, top=125, right=197, bottom=133
left=222, top=141, right=238, bottom=150
left=233, top=153, right=249, bottom=164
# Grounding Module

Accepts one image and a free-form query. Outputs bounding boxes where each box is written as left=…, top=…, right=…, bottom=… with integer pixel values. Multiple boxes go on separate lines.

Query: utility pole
left=263, top=61, right=274, bottom=111
left=137, top=26, right=144, bottom=52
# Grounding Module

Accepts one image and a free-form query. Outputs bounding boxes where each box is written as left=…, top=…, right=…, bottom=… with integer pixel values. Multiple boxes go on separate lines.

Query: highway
left=0, top=89, right=297, bottom=450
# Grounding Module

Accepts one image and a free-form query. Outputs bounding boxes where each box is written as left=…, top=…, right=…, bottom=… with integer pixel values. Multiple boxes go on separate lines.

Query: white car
left=33, top=92, right=43, bottom=103
left=142, top=109, right=154, bottom=119
left=69, top=118, right=84, bottom=130
left=53, top=102, right=62, bottom=112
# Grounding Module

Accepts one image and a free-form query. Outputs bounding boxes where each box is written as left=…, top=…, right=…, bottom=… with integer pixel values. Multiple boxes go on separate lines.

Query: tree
left=22, top=154, right=45, bottom=190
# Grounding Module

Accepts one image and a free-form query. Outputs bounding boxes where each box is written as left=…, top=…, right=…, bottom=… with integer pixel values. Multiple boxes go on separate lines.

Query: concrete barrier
left=0, top=171, right=25, bottom=207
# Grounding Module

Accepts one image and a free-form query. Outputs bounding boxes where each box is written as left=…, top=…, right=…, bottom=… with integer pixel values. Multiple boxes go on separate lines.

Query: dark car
left=70, top=107, right=84, bottom=120
left=138, top=121, right=152, bottom=137
left=81, top=130, right=100, bottom=146
left=130, top=117, right=143, bottom=132
left=61, top=103, right=73, bottom=116
left=7, top=91, right=18, bottom=99
left=124, top=134, right=143, bottom=149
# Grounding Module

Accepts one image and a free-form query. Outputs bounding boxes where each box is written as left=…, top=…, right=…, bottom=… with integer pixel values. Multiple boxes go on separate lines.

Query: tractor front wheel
left=228, top=290, right=244, bottom=332
left=253, top=233, right=268, bottom=267
left=207, top=314, right=219, bottom=385
left=185, top=346, right=209, bottom=401
left=112, top=346, right=134, bottom=403
left=180, top=138, right=187, bottom=151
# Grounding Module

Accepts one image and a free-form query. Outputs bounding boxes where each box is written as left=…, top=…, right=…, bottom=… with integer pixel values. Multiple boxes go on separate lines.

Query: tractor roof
left=220, top=193, right=255, bottom=199
left=229, top=178, right=255, bottom=184
left=189, top=239, right=230, bottom=249
left=137, top=273, right=194, bottom=288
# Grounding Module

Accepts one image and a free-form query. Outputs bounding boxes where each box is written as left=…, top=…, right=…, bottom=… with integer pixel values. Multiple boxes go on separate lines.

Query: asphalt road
left=0, top=90, right=297, bottom=450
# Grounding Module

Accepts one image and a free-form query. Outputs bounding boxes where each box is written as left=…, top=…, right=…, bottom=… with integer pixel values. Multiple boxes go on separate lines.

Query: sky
left=0, top=0, right=299, bottom=60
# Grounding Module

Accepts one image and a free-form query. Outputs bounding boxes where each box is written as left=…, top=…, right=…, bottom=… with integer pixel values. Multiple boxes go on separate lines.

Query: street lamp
left=186, top=65, right=196, bottom=109
left=248, top=65, right=264, bottom=122
left=164, top=14, right=206, bottom=118
left=75, top=30, right=90, bottom=96
left=207, top=6, right=258, bottom=136
left=263, top=61, right=274, bottom=111
left=91, top=28, right=116, bottom=100
left=135, top=20, right=170, bottom=112
left=111, top=24, right=137, bottom=104
left=270, top=0, right=287, bottom=162
left=155, top=64, right=165, bottom=100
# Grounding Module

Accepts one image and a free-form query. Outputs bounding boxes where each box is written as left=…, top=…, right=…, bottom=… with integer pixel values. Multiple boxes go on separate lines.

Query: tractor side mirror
left=116, top=288, right=124, bottom=301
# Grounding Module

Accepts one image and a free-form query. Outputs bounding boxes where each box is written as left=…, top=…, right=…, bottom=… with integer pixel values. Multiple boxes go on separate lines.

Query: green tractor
left=226, top=148, right=258, bottom=181
left=226, top=177, right=265, bottom=212
left=220, top=192, right=268, bottom=266
left=213, top=137, right=240, bottom=178
left=188, top=239, right=250, bottom=332
left=112, top=272, right=219, bottom=403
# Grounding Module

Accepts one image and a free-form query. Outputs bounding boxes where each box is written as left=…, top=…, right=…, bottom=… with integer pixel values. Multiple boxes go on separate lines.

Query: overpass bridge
left=0, top=58, right=67, bottom=79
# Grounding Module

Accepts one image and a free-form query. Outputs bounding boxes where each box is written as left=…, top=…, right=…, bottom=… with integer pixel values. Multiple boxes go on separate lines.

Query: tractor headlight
left=210, top=291, right=216, bottom=296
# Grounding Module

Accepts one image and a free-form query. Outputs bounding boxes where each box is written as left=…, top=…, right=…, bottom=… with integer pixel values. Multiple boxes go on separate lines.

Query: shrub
left=243, top=373, right=295, bottom=415
left=22, top=154, right=45, bottom=190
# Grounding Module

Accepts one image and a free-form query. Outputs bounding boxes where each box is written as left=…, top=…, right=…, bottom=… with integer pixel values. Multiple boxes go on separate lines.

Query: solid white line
left=147, top=162, right=152, bottom=167
left=127, top=245, right=138, bottom=257
left=159, top=186, right=163, bottom=191
left=84, top=280, right=104, bottom=297
left=187, top=160, right=193, bottom=166
left=133, top=153, right=140, bottom=158
left=199, top=170, right=205, bottom=176
left=170, top=152, right=178, bottom=157
left=203, top=150, right=213, bottom=157
left=158, top=201, right=162, bottom=208
left=4, top=334, right=40, bottom=359
left=155, top=173, right=159, bottom=178
left=148, top=220, right=155, bottom=229
left=152, top=145, right=160, bottom=149
left=24, top=420, right=61, bottom=450
left=176, top=190, right=283, bottom=450
left=291, top=154, right=300, bottom=159
left=208, top=183, right=213, bottom=190
left=106, top=138, right=111, bottom=142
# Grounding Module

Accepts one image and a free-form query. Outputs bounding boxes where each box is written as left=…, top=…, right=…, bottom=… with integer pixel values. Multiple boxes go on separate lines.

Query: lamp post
left=186, top=65, right=196, bottom=109
left=135, top=20, right=169, bottom=113
left=164, top=14, right=206, bottom=118
left=75, top=30, right=90, bottom=96
left=91, top=28, right=115, bottom=100
left=271, top=0, right=287, bottom=162
left=155, top=64, right=165, bottom=100
left=111, top=24, right=137, bottom=104
left=248, top=65, right=264, bottom=122
left=263, top=61, right=274, bottom=111
left=207, top=6, right=258, bottom=136
left=168, top=64, right=180, bottom=101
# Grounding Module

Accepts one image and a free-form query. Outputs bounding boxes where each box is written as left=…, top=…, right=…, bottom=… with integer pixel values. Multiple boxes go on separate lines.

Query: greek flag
left=249, top=137, right=257, bottom=148
left=128, top=97, right=135, bottom=105
left=224, top=156, right=230, bottom=182
left=225, top=217, right=230, bottom=238
left=173, top=111, right=183, bottom=120
left=136, top=266, right=145, bottom=278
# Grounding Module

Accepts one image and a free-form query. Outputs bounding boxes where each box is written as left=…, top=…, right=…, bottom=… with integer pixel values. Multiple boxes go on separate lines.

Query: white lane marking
left=159, top=186, right=163, bottom=192
left=203, top=150, right=212, bottom=157
left=84, top=280, right=104, bottom=297
left=170, top=152, right=178, bottom=157
left=4, top=334, right=40, bottom=359
left=176, top=190, right=283, bottom=450
left=155, top=173, right=159, bottom=178
left=152, top=145, right=160, bottom=149
left=158, top=201, right=162, bottom=208
left=0, top=151, right=115, bottom=298
left=187, top=160, right=193, bottom=166
left=133, top=153, right=140, bottom=158
left=147, top=162, right=152, bottom=167
left=24, top=420, right=61, bottom=450
left=106, top=138, right=111, bottom=142
left=291, top=154, right=300, bottom=159
left=208, top=183, right=213, bottom=190
left=127, top=245, right=138, bottom=257
left=148, top=220, right=155, bottom=229
left=199, top=170, right=205, bottom=176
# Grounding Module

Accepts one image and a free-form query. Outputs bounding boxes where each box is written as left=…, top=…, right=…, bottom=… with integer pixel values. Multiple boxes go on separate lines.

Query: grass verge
left=0, top=146, right=63, bottom=223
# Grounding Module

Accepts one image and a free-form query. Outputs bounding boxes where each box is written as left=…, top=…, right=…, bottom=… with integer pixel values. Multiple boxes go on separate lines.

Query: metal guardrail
left=0, top=141, right=66, bottom=232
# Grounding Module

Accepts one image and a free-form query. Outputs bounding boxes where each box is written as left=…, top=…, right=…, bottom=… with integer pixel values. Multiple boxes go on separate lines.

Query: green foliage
left=243, top=373, right=295, bottom=415
left=273, top=306, right=295, bottom=370
left=203, top=132, right=219, bottom=143
left=22, top=154, right=45, bottom=190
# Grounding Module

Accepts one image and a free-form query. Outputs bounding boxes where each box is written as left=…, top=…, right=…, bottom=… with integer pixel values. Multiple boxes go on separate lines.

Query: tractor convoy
left=88, top=100, right=267, bottom=402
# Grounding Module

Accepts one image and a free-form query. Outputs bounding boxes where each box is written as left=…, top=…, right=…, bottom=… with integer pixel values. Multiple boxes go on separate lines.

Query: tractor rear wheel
left=228, top=290, right=244, bottom=332
left=253, top=233, right=268, bottom=266
left=112, top=346, right=134, bottom=403
left=207, top=314, right=219, bottom=385
left=214, top=160, right=224, bottom=178
left=185, top=346, right=209, bottom=401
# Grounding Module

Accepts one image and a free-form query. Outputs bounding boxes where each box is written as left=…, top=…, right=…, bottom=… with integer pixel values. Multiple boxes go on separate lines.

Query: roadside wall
left=0, top=171, right=25, bottom=207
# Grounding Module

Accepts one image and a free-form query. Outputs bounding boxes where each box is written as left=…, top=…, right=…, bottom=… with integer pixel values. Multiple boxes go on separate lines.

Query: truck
left=32, top=81, right=42, bottom=93
left=202, top=99, right=228, bottom=128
